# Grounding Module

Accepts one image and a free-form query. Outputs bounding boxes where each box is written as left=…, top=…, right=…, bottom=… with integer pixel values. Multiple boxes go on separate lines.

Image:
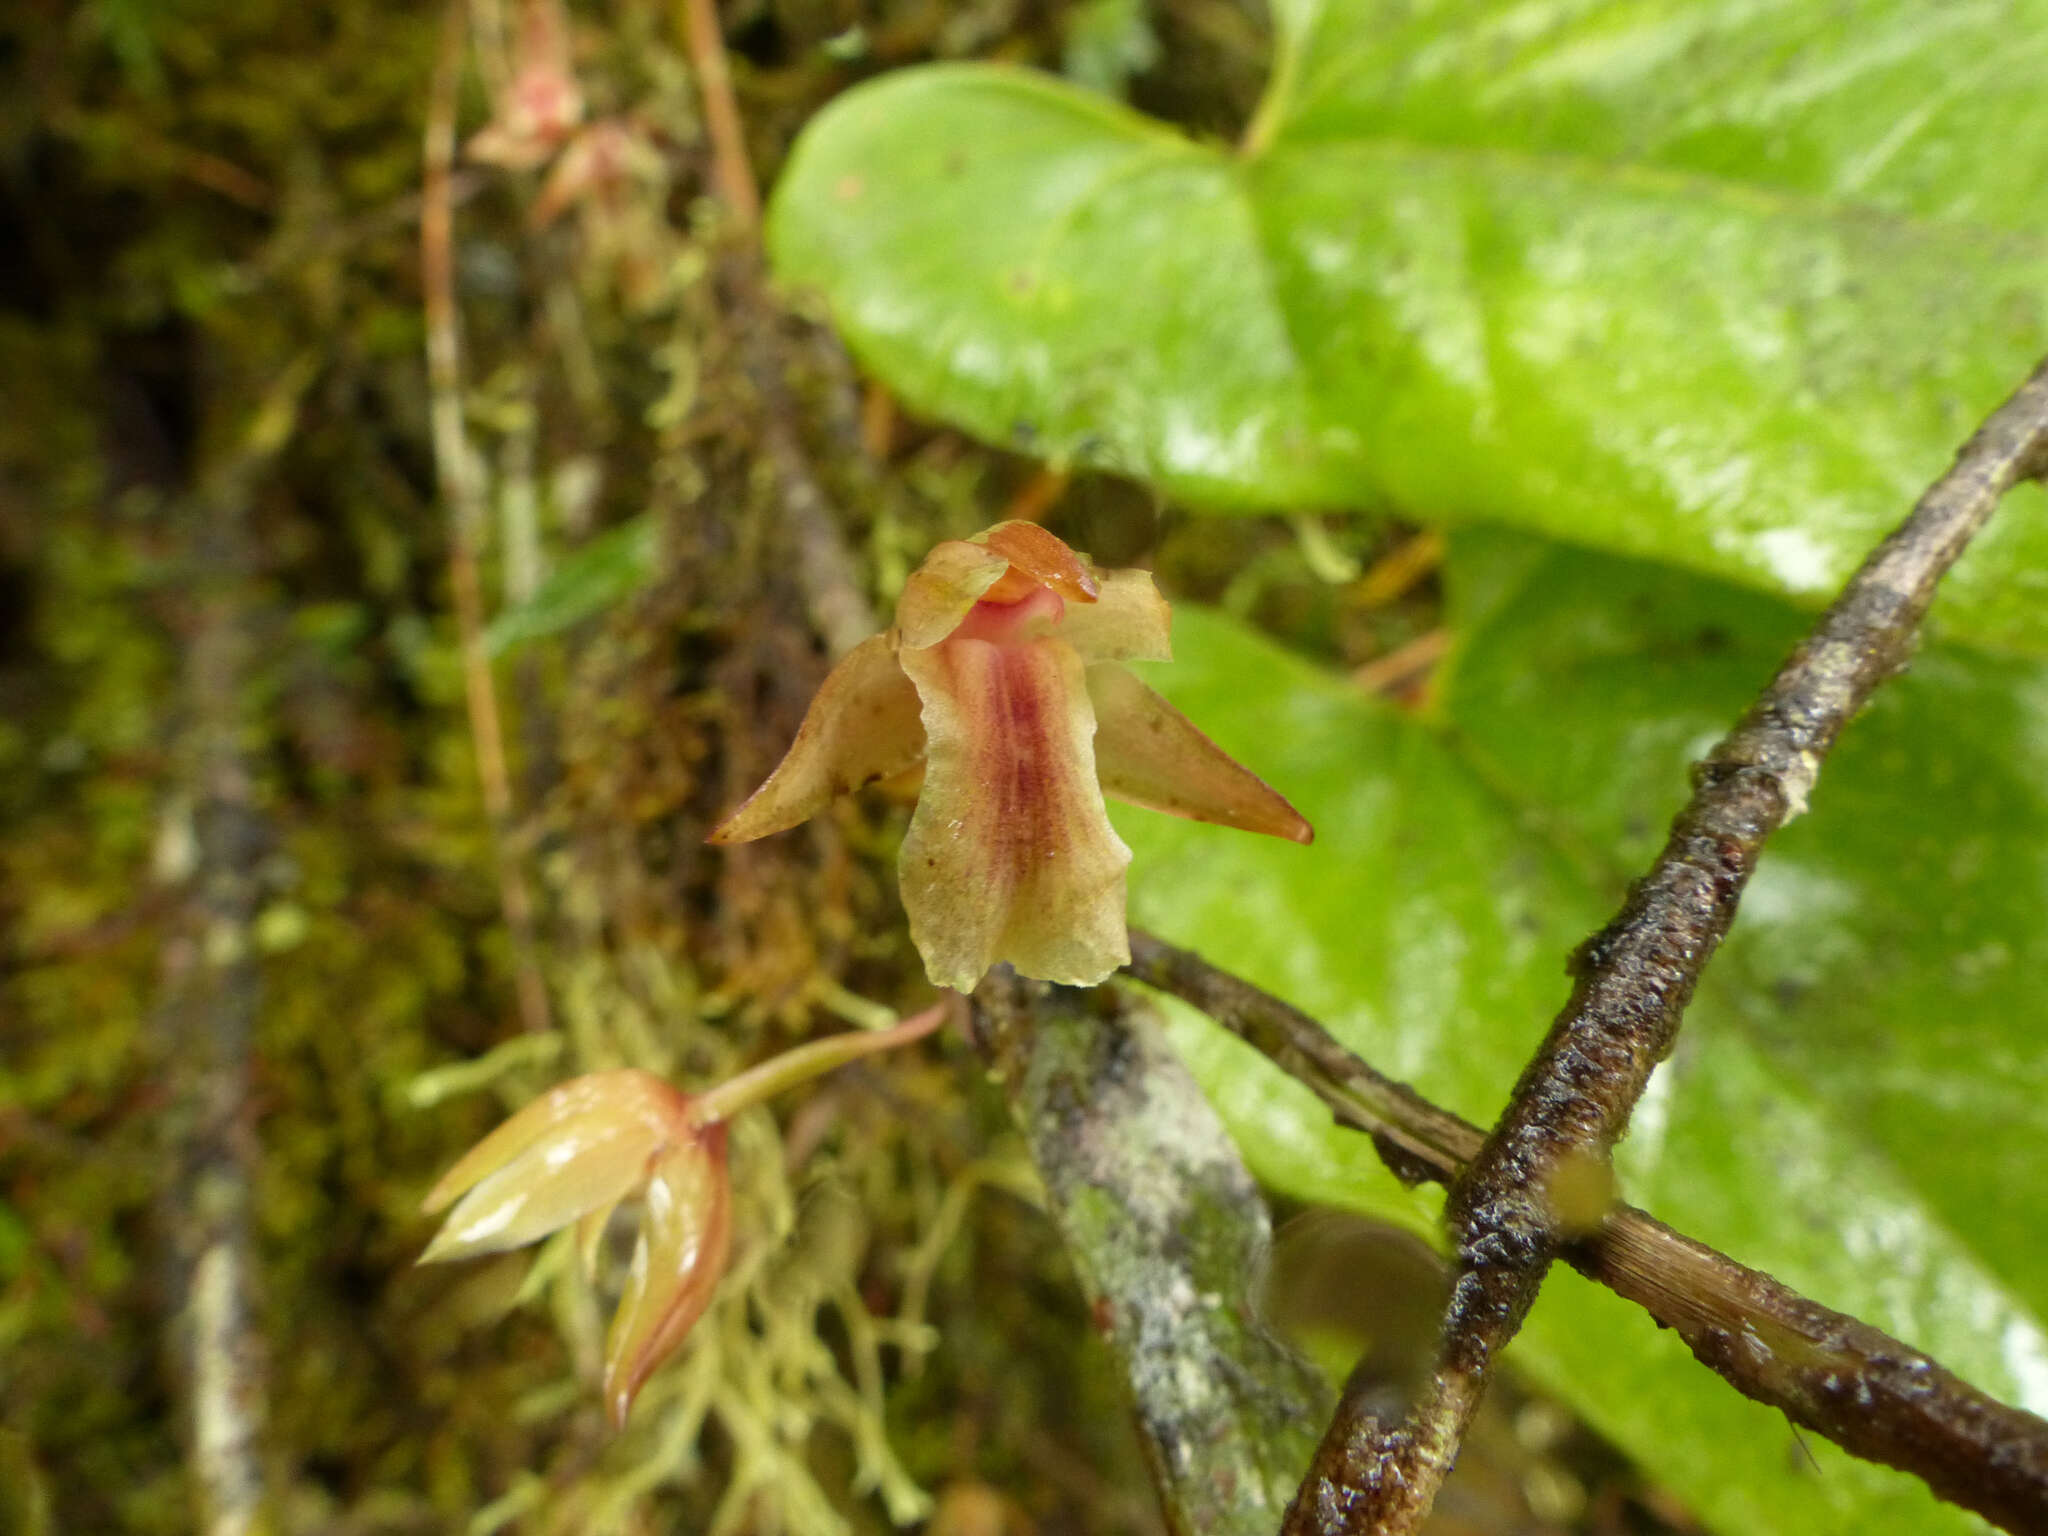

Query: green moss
left=0, top=1, right=1302, bottom=1530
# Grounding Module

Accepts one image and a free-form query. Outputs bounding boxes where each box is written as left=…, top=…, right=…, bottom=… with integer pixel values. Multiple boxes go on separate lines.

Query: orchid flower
left=710, top=522, right=1311, bottom=991
left=465, top=0, right=584, bottom=172
left=419, top=1006, right=947, bottom=1425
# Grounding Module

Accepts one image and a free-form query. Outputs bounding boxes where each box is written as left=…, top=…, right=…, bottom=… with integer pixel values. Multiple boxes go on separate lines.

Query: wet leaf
left=484, top=514, right=655, bottom=657
left=768, top=7, right=2048, bottom=650
left=1115, top=586, right=2048, bottom=1536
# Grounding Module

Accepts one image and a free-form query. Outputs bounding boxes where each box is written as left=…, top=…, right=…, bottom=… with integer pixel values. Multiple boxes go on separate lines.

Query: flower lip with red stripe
left=710, top=521, right=1312, bottom=991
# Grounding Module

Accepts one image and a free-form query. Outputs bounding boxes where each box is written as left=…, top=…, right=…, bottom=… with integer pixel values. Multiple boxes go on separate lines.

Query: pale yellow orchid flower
left=710, top=522, right=1311, bottom=991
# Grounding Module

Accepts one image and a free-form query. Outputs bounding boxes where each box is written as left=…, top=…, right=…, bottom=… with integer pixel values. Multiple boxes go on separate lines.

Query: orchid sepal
left=1088, top=662, right=1313, bottom=844
left=602, top=1124, right=733, bottom=1428
left=707, top=632, right=926, bottom=846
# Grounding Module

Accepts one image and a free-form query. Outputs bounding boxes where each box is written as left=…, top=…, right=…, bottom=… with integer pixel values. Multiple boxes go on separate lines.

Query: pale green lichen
left=980, top=976, right=1331, bottom=1534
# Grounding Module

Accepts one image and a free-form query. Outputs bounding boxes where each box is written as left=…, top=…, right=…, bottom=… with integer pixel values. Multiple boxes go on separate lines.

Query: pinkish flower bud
left=465, top=0, right=585, bottom=171
left=418, top=1007, right=947, bottom=1425
left=419, top=1069, right=732, bottom=1425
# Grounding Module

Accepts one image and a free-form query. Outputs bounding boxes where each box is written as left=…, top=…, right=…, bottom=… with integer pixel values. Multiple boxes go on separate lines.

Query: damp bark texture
left=157, top=469, right=277, bottom=1536
left=1268, top=354, right=2048, bottom=1535
left=970, top=972, right=1329, bottom=1536
left=1125, top=931, right=2048, bottom=1535
left=677, top=0, right=879, bottom=664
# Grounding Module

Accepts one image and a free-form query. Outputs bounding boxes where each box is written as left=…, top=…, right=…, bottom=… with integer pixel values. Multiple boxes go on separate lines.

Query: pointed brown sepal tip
left=1087, top=663, right=1316, bottom=847
left=1220, top=791, right=1314, bottom=845
left=705, top=801, right=780, bottom=845
left=702, top=632, right=928, bottom=845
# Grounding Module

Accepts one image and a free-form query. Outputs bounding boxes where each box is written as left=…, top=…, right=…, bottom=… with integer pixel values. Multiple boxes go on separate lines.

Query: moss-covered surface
left=0, top=3, right=1683, bottom=1531
left=971, top=975, right=1329, bottom=1534
left=0, top=3, right=1189, bottom=1528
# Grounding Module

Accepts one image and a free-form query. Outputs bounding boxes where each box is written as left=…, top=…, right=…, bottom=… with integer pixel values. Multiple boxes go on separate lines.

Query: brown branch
left=423, top=0, right=552, bottom=1035
left=1349, top=628, right=1447, bottom=701
left=679, top=0, right=760, bottom=232
left=678, top=0, right=879, bottom=659
left=156, top=411, right=296, bottom=1536
left=1123, top=932, right=2048, bottom=1535
left=1150, top=355, right=2048, bottom=1535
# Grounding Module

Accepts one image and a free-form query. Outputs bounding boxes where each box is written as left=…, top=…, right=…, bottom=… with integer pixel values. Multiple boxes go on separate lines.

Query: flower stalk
left=689, top=1001, right=948, bottom=1122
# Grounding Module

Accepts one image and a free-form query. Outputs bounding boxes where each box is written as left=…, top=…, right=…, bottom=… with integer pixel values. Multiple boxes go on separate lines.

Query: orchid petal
left=946, top=585, right=1065, bottom=647
left=1056, top=568, right=1172, bottom=663
left=422, top=1070, right=685, bottom=1214
left=898, top=634, right=1131, bottom=990
left=1088, top=663, right=1314, bottom=844
left=604, top=1125, right=733, bottom=1427
left=707, top=632, right=927, bottom=844
left=895, top=540, right=1010, bottom=649
left=419, top=1110, right=661, bottom=1263
left=978, top=520, right=1099, bottom=605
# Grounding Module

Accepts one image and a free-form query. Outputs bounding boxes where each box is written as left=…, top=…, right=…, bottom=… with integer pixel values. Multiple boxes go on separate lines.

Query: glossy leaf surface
left=1114, top=584, right=2048, bottom=1536
left=769, top=8, right=2048, bottom=650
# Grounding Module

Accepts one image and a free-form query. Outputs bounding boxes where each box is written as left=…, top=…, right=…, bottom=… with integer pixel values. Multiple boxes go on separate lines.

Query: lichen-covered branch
left=678, top=0, right=879, bottom=661
left=1125, top=931, right=2048, bottom=1534
left=157, top=462, right=279, bottom=1536
left=739, top=311, right=881, bottom=660
left=970, top=972, right=1329, bottom=1536
left=422, top=0, right=552, bottom=1036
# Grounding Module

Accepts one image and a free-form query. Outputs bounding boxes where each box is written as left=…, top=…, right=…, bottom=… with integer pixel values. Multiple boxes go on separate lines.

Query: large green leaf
left=1112, top=569, right=2048, bottom=1536
left=767, top=8, right=2048, bottom=651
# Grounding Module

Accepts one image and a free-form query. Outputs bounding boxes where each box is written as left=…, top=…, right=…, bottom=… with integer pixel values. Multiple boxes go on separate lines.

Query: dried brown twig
left=1124, top=932, right=2048, bottom=1535
left=422, top=0, right=552, bottom=1035
left=679, top=0, right=759, bottom=232
left=1250, top=354, right=2048, bottom=1534
left=677, top=0, right=878, bottom=658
